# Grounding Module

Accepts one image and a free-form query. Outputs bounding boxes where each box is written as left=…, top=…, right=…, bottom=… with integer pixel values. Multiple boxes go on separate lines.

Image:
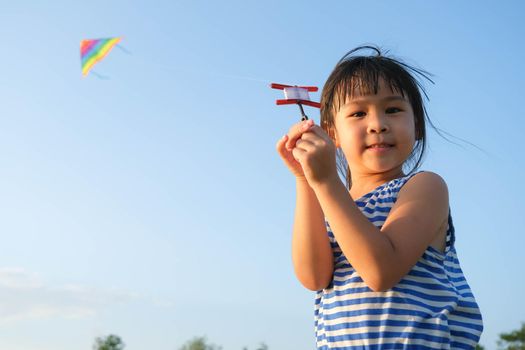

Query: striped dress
left=314, top=171, right=483, bottom=349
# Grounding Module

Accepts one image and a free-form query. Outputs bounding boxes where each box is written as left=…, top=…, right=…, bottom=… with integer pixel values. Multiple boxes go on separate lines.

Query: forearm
left=312, top=177, right=396, bottom=292
left=292, top=178, right=334, bottom=291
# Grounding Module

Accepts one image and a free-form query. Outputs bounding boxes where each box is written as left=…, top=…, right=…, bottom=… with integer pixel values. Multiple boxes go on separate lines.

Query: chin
left=367, top=164, right=403, bottom=175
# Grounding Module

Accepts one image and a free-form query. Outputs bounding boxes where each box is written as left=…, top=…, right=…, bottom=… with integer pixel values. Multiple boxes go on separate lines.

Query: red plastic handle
left=271, top=83, right=318, bottom=92
left=275, top=99, right=321, bottom=108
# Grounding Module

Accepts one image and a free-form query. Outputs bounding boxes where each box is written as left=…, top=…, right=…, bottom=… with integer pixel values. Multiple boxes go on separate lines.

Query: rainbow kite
left=80, top=37, right=122, bottom=77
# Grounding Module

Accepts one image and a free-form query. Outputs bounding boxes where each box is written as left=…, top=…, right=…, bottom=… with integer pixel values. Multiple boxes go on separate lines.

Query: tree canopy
left=178, top=336, right=222, bottom=350
left=93, top=334, right=125, bottom=350
left=498, top=322, right=525, bottom=350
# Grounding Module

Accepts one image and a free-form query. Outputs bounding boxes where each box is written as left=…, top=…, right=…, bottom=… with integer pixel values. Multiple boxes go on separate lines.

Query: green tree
left=242, top=342, right=268, bottom=350
left=476, top=345, right=485, bottom=350
left=498, top=322, right=525, bottom=350
left=93, top=334, right=125, bottom=350
left=178, top=336, right=222, bottom=350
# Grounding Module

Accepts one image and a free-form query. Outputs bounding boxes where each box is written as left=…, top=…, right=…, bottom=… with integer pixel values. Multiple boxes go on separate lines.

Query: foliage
left=179, top=337, right=269, bottom=350
left=498, top=322, right=525, bottom=350
left=178, top=336, right=222, bottom=350
left=93, top=334, right=125, bottom=350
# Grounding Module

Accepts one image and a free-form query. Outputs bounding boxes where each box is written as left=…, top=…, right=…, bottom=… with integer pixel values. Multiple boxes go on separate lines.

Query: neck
left=349, top=168, right=405, bottom=198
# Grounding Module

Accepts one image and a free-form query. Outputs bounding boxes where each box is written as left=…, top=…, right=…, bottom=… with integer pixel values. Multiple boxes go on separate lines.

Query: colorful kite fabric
left=80, top=37, right=122, bottom=77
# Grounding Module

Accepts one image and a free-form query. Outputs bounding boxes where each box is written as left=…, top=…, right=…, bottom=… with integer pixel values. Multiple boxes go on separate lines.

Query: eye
left=386, top=107, right=402, bottom=114
left=349, top=111, right=366, bottom=118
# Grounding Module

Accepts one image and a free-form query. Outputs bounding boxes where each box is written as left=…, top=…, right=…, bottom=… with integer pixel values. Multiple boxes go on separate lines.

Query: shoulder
left=405, top=170, right=448, bottom=191
left=402, top=171, right=448, bottom=196
left=397, top=171, right=449, bottom=215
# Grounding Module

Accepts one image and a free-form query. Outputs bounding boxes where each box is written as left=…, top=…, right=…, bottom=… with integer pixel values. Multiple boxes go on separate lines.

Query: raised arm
left=293, top=125, right=449, bottom=292
left=276, top=121, right=334, bottom=291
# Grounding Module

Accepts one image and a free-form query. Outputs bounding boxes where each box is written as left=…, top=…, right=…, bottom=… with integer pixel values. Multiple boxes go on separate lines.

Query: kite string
left=115, top=44, right=132, bottom=55
left=127, top=49, right=271, bottom=85
left=90, top=71, right=110, bottom=80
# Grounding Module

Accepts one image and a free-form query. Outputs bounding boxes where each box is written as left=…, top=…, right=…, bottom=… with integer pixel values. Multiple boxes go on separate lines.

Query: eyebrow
left=344, top=95, right=408, bottom=106
left=339, top=95, right=410, bottom=110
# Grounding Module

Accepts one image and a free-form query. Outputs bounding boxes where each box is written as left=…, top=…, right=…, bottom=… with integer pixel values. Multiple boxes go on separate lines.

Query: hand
left=277, top=120, right=338, bottom=187
left=276, top=120, right=313, bottom=180
left=293, top=123, right=338, bottom=187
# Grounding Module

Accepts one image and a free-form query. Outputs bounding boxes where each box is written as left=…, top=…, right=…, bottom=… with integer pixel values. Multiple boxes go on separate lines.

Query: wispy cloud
left=0, top=267, right=140, bottom=324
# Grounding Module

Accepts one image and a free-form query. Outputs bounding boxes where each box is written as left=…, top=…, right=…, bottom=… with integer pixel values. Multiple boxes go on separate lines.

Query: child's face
left=332, top=79, right=416, bottom=176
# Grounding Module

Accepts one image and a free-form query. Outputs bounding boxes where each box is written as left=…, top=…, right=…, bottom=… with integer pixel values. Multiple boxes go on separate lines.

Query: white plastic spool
left=283, top=87, right=310, bottom=101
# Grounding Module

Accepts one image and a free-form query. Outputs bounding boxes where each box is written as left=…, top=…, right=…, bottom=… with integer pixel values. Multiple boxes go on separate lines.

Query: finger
left=277, top=134, right=302, bottom=164
left=276, top=134, right=294, bottom=160
left=276, top=134, right=288, bottom=153
left=295, top=138, right=317, bottom=152
left=302, top=125, right=332, bottom=142
left=285, top=123, right=307, bottom=150
left=292, top=147, right=308, bottom=163
left=300, top=132, right=330, bottom=151
left=300, top=130, right=323, bottom=143
left=285, top=119, right=314, bottom=150
left=301, top=127, right=335, bottom=150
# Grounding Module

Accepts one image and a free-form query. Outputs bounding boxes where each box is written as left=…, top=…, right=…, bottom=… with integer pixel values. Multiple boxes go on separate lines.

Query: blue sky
left=1, top=1, right=524, bottom=349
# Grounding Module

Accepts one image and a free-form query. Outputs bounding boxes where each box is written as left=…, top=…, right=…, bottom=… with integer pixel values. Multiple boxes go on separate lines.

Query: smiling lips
left=366, top=143, right=393, bottom=149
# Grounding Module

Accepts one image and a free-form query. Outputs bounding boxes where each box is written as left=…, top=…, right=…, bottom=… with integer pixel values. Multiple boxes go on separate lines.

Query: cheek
left=339, top=134, right=365, bottom=162
left=403, top=117, right=417, bottom=142
left=338, top=128, right=362, bottom=147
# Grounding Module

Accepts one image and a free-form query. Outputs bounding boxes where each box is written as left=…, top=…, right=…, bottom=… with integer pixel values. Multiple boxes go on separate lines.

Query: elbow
left=361, top=271, right=399, bottom=292
left=299, top=275, right=332, bottom=291
left=294, top=267, right=333, bottom=291
left=293, top=256, right=334, bottom=291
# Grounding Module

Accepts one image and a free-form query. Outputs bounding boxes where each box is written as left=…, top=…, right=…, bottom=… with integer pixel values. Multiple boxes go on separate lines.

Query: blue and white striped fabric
left=314, top=171, right=483, bottom=349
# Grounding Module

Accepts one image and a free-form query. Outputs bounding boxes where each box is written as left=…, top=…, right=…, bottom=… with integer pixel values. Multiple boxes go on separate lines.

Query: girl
left=276, top=46, right=483, bottom=349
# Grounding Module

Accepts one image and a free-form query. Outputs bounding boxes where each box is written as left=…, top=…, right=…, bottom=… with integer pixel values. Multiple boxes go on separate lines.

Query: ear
left=329, top=127, right=340, bottom=148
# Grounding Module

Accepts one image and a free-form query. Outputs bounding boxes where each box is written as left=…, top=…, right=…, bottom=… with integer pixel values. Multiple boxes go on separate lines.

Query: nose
left=366, top=111, right=389, bottom=134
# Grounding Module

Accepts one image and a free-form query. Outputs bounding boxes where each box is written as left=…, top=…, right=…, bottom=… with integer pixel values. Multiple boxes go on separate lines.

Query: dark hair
left=320, top=45, right=435, bottom=188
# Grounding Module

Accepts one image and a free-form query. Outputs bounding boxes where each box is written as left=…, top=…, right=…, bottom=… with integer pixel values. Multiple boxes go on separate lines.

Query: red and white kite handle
left=270, top=82, right=321, bottom=121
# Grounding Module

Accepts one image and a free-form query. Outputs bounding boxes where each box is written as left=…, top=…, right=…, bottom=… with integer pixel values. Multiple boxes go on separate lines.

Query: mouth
left=366, top=143, right=394, bottom=149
